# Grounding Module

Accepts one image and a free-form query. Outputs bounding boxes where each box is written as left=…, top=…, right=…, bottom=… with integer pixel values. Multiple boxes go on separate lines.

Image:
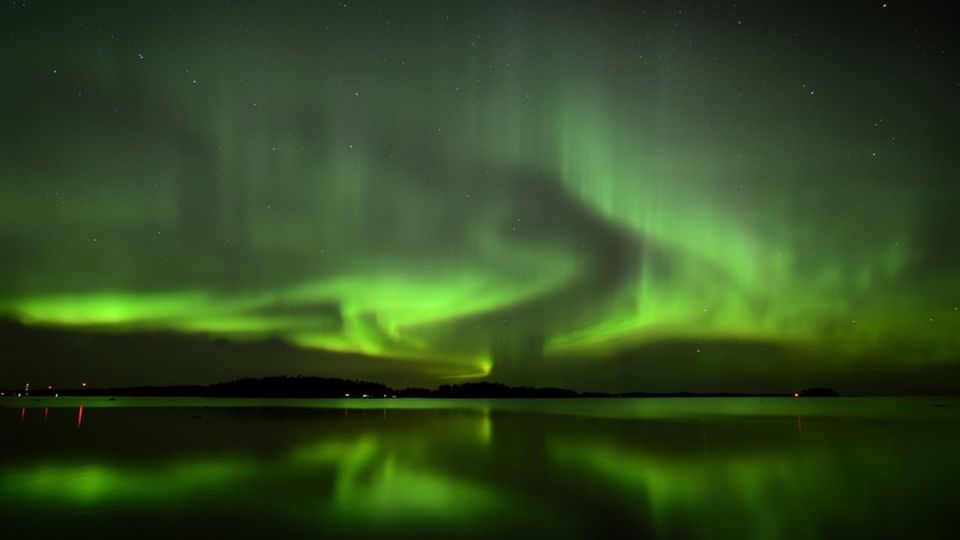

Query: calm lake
left=2, top=397, right=958, bottom=539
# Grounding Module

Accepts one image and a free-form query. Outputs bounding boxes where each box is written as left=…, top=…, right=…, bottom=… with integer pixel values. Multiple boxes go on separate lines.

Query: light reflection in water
left=0, top=399, right=958, bottom=539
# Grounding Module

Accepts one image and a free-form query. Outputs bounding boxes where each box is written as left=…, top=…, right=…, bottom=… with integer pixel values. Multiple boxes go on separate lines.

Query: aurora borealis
left=1, top=1, right=958, bottom=392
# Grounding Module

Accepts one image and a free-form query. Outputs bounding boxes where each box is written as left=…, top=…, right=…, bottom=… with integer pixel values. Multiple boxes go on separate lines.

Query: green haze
left=1, top=1, right=957, bottom=390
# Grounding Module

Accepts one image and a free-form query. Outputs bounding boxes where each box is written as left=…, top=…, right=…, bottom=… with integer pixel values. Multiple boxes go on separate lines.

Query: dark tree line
left=6, top=376, right=836, bottom=398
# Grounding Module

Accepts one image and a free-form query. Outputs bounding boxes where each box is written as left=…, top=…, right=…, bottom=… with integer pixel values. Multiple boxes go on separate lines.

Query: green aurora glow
left=1, top=1, right=958, bottom=391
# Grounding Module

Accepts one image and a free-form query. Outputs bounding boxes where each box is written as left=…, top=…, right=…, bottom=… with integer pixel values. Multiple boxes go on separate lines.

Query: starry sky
left=1, top=1, right=958, bottom=393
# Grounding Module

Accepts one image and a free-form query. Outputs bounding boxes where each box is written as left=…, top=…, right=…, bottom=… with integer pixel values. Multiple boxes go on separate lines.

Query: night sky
left=2, top=1, right=958, bottom=393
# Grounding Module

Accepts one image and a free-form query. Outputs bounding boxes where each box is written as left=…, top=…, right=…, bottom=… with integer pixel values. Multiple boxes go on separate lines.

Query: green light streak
left=0, top=1, right=957, bottom=386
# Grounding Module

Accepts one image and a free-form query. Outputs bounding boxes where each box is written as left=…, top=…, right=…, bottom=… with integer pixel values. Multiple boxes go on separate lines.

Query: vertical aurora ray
left=0, top=1, right=957, bottom=389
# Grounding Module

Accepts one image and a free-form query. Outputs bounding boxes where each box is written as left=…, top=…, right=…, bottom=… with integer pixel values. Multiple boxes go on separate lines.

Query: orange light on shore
left=81, top=382, right=88, bottom=388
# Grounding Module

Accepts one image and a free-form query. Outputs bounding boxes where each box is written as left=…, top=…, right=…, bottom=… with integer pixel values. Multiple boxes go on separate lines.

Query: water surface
left=2, top=397, right=958, bottom=539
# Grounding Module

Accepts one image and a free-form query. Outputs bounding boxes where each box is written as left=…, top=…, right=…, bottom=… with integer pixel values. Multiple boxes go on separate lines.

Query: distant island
left=0, top=376, right=839, bottom=399
left=799, top=387, right=840, bottom=397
